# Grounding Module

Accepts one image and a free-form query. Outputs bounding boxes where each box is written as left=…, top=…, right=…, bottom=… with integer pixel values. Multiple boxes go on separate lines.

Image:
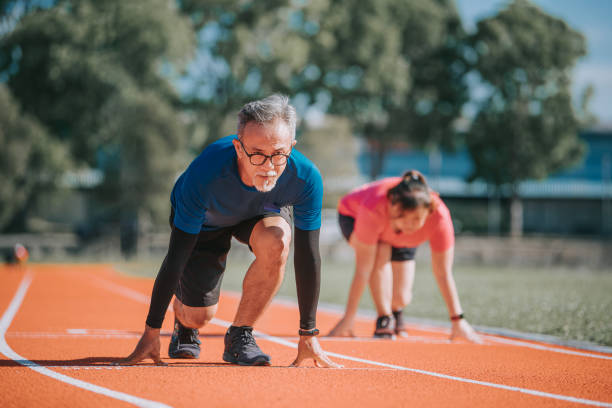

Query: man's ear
left=291, top=139, right=297, bottom=147
left=232, top=138, right=241, bottom=155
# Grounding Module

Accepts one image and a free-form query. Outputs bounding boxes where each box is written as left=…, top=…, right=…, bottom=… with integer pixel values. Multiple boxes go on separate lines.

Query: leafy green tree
left=1, top=0, right=195, bottom=242
left=299, top=0, right=468, bottom=179
left=96, top=89, right=188, bottom=255
left=466, top=0, right=587, bottom=236
left=176, top=0, right=312, bottom=148
left=0, top=84, right=67, bottom=231
left=178, top=1, right=467, bottom=181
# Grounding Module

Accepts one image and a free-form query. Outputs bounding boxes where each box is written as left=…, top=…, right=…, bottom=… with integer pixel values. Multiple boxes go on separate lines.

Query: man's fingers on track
left=112, top=358, right=137, bottom=366
left=315, top=354, right=343, bottom=368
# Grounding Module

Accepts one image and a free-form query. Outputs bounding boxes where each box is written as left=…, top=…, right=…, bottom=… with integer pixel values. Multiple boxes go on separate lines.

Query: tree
left=0, top=84, right=67, bottom=231
left=466, top=0, right=587, bottom=236
left=299, top=0, right=467, bottom=179
left=96, top=89, right=188, bottom=256
left=178, top=0, right=467, bottom=174
left=177, top=0, right=314, bottom=148
left=0, top=0, right=195, bottom=241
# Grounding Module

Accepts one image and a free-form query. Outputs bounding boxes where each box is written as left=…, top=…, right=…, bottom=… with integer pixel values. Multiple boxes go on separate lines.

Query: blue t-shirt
left=170, top=135, right=323, bottom=234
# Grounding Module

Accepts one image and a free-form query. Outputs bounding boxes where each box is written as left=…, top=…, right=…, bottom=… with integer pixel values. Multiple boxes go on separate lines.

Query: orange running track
left=1, top=264, right=611, bottom=408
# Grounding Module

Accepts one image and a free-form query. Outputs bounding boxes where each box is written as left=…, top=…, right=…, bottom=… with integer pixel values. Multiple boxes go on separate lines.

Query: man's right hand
left=113, top=325, right=167, bottom=366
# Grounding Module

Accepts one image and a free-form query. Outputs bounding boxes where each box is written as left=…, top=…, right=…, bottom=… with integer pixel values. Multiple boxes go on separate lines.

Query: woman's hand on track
left=326, top=318, right=357, bottom=337
left=113, top=325, right=167, bottom=366
left=291, top=336, right=343, bottom=368
left=450, top=319, right=483, bottom=344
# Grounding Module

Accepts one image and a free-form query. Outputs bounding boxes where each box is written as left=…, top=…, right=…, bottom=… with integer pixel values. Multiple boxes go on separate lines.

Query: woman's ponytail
left=387, top=170, right=433, bottom=211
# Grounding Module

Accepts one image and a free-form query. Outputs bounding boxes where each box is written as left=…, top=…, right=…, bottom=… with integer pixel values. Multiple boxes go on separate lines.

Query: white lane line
left=6, top=332, right=453, bottom=343
left=7, top=333, right=141, bottom=339
left=482, top=335, right=612, bottom=361
left=0, top=271, right=172, bottom=408
left=236, top=291, right=612, bottom=360
left=97, top=278, right=612, bottom=408
left=256, top=331, right=612, bottom=407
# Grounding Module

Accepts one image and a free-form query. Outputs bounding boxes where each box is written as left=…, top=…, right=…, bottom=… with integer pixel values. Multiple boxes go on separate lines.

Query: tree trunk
left=487, top=185, right=501, bottom=236
left=369, top=140, right=387, bottom=180
left=510, top=190, right=523, bottom=238
left=120, top=210, right=138, bottom=258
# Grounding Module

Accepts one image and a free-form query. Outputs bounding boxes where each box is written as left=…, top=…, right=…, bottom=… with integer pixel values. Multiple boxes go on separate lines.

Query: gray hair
left=237, top=94, right=297, bottom=138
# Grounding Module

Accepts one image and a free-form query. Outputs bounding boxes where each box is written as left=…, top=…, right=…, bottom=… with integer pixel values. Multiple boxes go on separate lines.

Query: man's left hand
left=290, top=336, right=343, bottom=368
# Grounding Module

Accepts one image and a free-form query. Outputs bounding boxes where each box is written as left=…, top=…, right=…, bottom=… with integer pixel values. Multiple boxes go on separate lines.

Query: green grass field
left=115, top=251, right=612, bottom=347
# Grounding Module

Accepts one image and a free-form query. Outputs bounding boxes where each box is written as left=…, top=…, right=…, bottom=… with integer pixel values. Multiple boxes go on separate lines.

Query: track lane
left=1, top=265, right=611, bottom=408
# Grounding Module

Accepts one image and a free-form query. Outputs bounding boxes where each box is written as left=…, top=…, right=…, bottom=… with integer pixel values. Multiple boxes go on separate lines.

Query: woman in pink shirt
left=327, top=170, right=481, bottom=342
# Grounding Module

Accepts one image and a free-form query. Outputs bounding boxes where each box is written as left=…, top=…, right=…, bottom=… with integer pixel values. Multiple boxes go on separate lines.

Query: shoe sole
left=222, top=352, right=271, bottom=366
left=395, top=329, right=409, bottom=338
left=168, top=349, right=199, bottom=359
left=373, top=332, right=396, bottom=340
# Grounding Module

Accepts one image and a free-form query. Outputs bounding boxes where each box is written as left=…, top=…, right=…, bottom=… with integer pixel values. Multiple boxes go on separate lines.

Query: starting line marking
left=95, top=276, right=612, bottom=408
left=0, top=271, right=171, bottom=408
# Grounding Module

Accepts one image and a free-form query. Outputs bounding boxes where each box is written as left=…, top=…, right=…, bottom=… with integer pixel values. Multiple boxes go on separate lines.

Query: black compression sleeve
left=145, top=227, right=198, bottom=328
left=293, top=227, right=321, bottom=330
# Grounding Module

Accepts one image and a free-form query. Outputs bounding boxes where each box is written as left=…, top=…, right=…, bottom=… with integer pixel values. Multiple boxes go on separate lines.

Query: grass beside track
left=115, top=253, right=612, bottom=347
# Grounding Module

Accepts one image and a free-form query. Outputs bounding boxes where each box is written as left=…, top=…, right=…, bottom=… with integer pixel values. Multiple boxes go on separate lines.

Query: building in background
left=357, top=128, right=612, bottom=237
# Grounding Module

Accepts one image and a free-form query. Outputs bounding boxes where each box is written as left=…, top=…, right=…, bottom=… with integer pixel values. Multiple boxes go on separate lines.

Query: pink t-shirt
left=338, top=177, right=455, bottom=252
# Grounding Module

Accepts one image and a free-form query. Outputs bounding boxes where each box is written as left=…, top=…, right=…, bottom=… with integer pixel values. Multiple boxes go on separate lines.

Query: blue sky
left=456, top=0, right=612, bottom=126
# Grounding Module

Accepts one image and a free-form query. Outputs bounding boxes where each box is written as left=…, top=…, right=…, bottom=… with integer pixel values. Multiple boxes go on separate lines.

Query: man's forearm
left=293, top=227, right=321, bottom=330
left=145, top=226, right=198, bottom=328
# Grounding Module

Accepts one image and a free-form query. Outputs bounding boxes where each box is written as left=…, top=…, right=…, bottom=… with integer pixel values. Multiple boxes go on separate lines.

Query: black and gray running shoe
left=168, top=318, right=201, bottom=359
left=373, top=315, right=395, bottom=339
left=393, top=309, right=408, bottom=337
left=223, top=326, right=271, bottom=366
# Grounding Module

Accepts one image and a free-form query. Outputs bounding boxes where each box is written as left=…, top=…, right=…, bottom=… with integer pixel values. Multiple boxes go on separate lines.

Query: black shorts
left=170, top=207, right=292, bottom=307
left=338, top=212, right=417, bottom=261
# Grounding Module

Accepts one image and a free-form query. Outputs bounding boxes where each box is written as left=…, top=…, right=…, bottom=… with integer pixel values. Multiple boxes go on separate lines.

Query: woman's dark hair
left=386, top=170, right=433, bottom=212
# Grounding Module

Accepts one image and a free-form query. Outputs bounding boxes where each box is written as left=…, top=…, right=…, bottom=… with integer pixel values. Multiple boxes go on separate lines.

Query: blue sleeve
left=173, top=169, right=207, bottom=234
left=293, top=167, right=323, bottom=231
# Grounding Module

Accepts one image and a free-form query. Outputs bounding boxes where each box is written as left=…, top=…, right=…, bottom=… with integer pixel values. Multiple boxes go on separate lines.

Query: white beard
left=255, top=170, right=278, bottom=192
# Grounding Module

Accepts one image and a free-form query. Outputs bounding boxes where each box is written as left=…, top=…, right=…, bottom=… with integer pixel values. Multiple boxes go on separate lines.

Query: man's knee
left=175, top=301, right=217, bottom=328
left=251, top=220, right=291, bottom=263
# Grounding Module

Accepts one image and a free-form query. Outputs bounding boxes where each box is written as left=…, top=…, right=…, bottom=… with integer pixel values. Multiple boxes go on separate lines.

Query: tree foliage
left=466, top=0, right=587, bottom=235
left=179, top=0, right=468, bottom=179
left=0, top=0, right=195, bottom=231
left=301, top=0, right=468, bottom=178
left=0, top=84, right=67, bottom=231
left=96, top=89, right=189, bottom=222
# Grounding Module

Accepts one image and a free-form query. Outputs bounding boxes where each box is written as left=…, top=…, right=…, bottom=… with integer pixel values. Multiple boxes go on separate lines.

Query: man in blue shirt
left=117, top=94, right=341, bottom=367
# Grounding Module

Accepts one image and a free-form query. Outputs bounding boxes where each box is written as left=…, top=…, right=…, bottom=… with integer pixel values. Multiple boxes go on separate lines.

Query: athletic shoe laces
left=179, top=327, right=201, bottom=345
left=238, top=328, right=257, bottom=347
left=377, top=315, right=391, bottom=329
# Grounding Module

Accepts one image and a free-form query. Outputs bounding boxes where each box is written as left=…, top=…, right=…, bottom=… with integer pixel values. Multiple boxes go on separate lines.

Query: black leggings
left=338, top=213, right=417, bottom=261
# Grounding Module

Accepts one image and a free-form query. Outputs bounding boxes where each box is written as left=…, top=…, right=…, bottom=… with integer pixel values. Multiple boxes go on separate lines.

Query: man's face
left=233, top=119, right=296, bottom=192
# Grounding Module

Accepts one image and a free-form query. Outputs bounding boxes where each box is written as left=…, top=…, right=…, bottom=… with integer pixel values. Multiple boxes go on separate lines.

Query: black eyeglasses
left=237, top=138, right=291, bottom=166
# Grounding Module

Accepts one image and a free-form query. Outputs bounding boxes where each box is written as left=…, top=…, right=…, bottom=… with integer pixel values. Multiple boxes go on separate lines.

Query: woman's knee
left=393, top=290, right=413, bottom=309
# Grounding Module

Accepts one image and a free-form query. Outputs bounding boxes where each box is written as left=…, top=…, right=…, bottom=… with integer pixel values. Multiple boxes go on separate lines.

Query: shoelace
left=238, top=329, right=257, bottom=346
left=179, top=327, right=200, bottom=344
left=378, top=316, right=391, bottom=329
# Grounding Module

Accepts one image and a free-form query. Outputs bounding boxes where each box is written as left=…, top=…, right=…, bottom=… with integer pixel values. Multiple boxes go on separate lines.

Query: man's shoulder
left=288, top=149, right=322, bottom=185
left=200, top=135, right=236, bottom=157
left=190, top=135, right=236, bottom=173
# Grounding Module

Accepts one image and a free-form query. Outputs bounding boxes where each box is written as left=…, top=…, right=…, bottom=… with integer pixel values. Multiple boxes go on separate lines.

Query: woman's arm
left=431, top=247, right=482, bottom=343
left=327, top=237, right=377, bottom=336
